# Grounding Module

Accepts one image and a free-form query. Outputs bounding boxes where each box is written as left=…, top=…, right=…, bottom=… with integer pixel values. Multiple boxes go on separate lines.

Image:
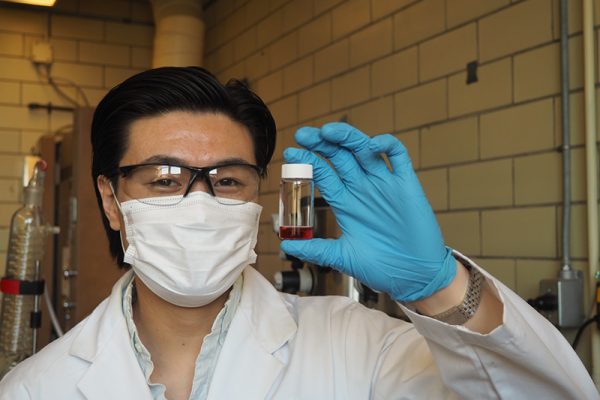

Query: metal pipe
left=560, top=0, right=572, bottom=275
left=582, top=0, right=600, bottom=386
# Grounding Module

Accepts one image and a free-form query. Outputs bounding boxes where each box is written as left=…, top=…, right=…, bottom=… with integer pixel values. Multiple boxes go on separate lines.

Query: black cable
left=572, top=316, right=597, bottom=349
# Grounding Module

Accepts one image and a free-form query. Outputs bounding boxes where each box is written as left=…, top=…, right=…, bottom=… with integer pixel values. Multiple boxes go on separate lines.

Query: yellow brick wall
left=204, top=0, right=600, bottom=368
left=0, top=0, right=153, bottom=270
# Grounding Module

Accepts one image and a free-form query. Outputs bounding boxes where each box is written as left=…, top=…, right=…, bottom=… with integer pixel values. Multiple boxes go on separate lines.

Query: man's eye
left=214, top=178, right=241, bottom=187
left=151, top=178, right=180, bottom=187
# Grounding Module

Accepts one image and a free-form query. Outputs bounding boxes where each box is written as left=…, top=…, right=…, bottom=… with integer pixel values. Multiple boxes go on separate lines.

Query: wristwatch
left=430, top=265, right=484, bottom=325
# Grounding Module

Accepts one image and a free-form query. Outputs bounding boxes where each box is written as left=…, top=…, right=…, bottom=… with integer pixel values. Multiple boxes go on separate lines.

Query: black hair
left=91, top=66, right=276, bottom=267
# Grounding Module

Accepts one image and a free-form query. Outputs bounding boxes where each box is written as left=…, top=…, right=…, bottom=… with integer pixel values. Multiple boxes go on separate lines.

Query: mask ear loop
left=108, top=181, right=128, bottom=254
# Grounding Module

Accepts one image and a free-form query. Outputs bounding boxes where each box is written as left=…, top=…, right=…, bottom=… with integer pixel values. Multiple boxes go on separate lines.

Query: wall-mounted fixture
left=0, top=0, right=56, bottom=6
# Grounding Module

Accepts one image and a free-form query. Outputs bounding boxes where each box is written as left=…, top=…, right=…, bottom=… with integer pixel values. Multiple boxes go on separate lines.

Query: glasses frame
left=107, top=162, right=264, bottom=203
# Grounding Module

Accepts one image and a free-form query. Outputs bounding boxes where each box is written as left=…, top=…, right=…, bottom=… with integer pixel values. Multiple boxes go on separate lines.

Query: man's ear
left=97, top=176, right=122, bottom=231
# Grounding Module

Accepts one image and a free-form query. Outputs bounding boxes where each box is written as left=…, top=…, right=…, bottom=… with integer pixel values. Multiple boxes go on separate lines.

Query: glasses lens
left=208, top=164, right=260, bottom=205
left=121, top=165, right=191, bottom=206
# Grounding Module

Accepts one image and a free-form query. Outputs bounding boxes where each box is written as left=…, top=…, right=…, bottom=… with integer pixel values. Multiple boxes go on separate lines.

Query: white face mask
left=115, top=190, right=262, bottom=307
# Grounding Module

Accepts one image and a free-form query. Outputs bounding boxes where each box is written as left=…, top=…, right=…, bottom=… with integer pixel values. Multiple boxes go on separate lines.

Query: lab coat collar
left=70, top=270, right=151, bottom=399
left=208, top=266, right=297, bottom=399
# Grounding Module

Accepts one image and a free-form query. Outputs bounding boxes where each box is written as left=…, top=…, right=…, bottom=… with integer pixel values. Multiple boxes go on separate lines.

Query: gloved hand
left=280, top=122, right=457, bottom=302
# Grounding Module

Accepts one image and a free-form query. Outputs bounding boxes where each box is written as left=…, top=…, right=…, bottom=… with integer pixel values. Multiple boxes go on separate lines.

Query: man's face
left=99, top=111, right=257, bottom=232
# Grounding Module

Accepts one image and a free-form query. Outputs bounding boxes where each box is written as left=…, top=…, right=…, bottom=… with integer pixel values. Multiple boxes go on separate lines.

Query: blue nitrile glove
left=280, top=122, right=457, bottom=302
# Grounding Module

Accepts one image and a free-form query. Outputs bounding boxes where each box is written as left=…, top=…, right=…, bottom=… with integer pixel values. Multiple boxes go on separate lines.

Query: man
left=0, top=66, right=597, bottom=399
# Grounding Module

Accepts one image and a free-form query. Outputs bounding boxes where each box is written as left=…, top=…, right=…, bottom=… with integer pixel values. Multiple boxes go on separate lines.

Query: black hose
left=572, top=316, right=597, bottom=349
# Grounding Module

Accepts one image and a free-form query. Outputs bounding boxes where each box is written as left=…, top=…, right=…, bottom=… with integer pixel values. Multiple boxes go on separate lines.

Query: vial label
left=279, top=226, right=314, bottom=240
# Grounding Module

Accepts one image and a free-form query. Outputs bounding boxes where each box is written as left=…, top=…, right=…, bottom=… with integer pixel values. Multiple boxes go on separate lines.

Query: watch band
left=430, top=265, right=483, bottom=325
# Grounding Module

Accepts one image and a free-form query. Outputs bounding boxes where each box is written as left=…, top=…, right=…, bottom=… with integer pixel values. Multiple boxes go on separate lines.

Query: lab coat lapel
left=70, top=271, right=152, bottom=400
left=208, top=267, right=297, bottom=399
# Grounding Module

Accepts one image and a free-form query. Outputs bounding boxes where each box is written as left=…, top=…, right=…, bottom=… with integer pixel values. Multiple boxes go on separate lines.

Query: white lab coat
left=0, top=253, right=597, bottom=399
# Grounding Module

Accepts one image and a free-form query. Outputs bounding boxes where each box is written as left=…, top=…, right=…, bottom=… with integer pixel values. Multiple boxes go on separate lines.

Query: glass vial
left=279, top=164, right=314, bottom=240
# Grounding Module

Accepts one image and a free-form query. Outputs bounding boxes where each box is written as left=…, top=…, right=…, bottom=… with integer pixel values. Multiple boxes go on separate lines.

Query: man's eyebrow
left=139, top=155, right=254, bottom=168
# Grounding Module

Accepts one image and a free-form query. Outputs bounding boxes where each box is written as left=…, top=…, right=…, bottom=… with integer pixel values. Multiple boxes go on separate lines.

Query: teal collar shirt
left=121, top=274, right=243, bottom=400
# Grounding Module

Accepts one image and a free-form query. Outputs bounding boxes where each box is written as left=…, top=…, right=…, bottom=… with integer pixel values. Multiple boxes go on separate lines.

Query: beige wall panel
left=221, top=6, right=247, bottom=44
left=52, top=15, right=103, bottom=41
left=515, top=259, right=560, bottom=300
left=395, top=79, right=447, bottom=130
left=349, top=95, right=394, bottom=135
left=0, top=57, right=40, bottom=81
left=20, top=130, right=45, bottom=154
left=0, top=154, right=23, bottom=178
left=79, top=0, right=130, bottom=19
left=255, top=70, right=283, bottom=103
left=131, top=47, right=152, bottom=69
left=210, top=42, right=235, bottom=73
left=569, top=148, right=587, bottom=202
left=105, top=22, right=153, bottom=46
left=0, top=105, right=49, bottom=130
left=419, top=23, right=477, bottom=81
left=49, top=38, right=77, bottom=62
left=395, top=129, right=419, bottom=168
left=270, top=95, right=299, bottom=129
left=80, top=88, right=108, bottom=107
left=53, top=62, right=104, bottom=87
left=0, top=179, right=20, bottom=202
left=371, top=0, right=418, bottom=20
left=79, top=42, right=130, bottom=67
left=257, top=9, right=284, bottom=48
left=269, top=32, right=299, bottom=70
left=0, top=204, right=20, bottom=226
left=233, top=28, right=258, bottom=62
left=332, top=0, right=371, bottom=40
left=245, top=51, right=270, bottom=81
left=104, top=67, right=144, bottom=89
left=480, top=98, right=554, bottom=158
left=273, top=126, right=299, bottom=163
left=471, top=257, right=517, bottom=292
left=315, top=39, right=350, bottom=81
left=246, top=0, right=270, bottom=27
left=22, top=82, right=78, bottom=107
left=449, top=159, right=513, bottom=209
left=261, top=161, right=283, bottom=194
left=478, top=0, right=552, bottom=62
left=0, top=8, right=46, bottom=35
left=446, top=0, right=509, bottom=28
left=482, top=206, right=556, bottom=257
left=514, top=152, right=561, bottom=205
left=259, top=192, right=278, bottom=223
left=0, top=32, right=23, bottom=57
left=0, top=81, right=20, bottom=105
left=299, top=14, right=332, bottom=57
left=448, top=58, right=512, bottom=117
left=551, top=0, right=583, bottom=38
left=371, top=46, right=418, bottom=97
left=131, top=2, right=154, bottom=24
left=437, top=210, right=480, bottom=255
left=393, top=0, right=445, bottom=50
left=315, top=0, right=345, bottom=15
left=219, top=60, right=245, bottom=82
left=299, top=81, right=331, bottom=121
left=282, top=0, right=315, bottom=33
left=206, top=24, right=227, bottom=53
left=0, top=228, right=8, bottom=251
left=331, top=66, right=370, bottom=110
left=417, top=167, right=448, bottom=211
left=350, top=18, right=392, bottom=67
left=420, top=116, right=478, bottom=168
left=0, top=129, right=20, bottom=153
left=283, top=56, right=314, bottom=95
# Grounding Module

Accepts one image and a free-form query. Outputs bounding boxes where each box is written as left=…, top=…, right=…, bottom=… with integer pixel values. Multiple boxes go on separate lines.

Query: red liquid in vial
left=279, top=226, right=314, bottom=240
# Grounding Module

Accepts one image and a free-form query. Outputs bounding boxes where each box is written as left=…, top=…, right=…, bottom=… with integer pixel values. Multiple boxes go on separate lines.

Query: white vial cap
left=281, top=163, right=313, bottom=179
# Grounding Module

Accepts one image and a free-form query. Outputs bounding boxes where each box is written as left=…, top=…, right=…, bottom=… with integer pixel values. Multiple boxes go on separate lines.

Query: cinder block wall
left=0, top=0, right=153, bottom=269
left=204, top=0, right=599, bottom=368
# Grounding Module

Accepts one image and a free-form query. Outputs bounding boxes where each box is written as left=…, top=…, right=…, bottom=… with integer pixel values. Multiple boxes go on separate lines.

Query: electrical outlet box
left=31, top=41, right=53, bottom=65
left=538, top=271, right=585, bottom=328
